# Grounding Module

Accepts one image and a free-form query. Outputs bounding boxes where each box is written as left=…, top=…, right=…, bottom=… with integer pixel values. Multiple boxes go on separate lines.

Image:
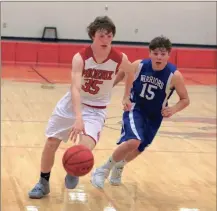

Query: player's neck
left=152, top=63, right=167, bottom=71
left=91, top=44, right=112, bottom=59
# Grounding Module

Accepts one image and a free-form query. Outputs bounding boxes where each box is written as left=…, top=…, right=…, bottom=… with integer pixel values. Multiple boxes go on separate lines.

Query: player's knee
left=79, top=135, right=96, bottom=151
left=45, top=137, right=61, bottom=152
left=126, top=139, right=141, bottom=151
left=137, top=142, right=149, bottom=153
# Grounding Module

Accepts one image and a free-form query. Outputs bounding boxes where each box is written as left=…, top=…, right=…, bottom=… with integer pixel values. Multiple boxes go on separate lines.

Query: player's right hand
left=69, top=117, right=85, bottom=143
left=161, top=106, right=176, bottom=118
left=122, top=97, right=132, bottom=111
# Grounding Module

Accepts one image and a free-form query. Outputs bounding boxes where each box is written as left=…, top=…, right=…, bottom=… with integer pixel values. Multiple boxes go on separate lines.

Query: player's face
left=92, top=29, right=114, bottom=49
left=149, top=48, right=170, bottom=70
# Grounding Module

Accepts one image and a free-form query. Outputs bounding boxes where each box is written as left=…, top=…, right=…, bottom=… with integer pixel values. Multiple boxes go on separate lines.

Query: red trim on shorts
left=83, top=134, right=97, bottom=144
left=82, top=103, right=106, bottom=109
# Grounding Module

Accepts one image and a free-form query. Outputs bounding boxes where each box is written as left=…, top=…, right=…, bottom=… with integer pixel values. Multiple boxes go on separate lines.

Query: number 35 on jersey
left=82, top=79, right=103, bottom=95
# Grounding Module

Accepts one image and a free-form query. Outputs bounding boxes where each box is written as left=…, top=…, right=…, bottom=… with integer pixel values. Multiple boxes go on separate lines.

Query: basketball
left=62, top=145, right=94, bottom=177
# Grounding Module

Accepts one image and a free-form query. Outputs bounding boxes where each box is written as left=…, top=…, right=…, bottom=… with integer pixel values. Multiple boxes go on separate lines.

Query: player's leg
left=125, top=149, right=141, bottom=162
left=108, top=149, right=141, bottom=185
left=41, top=137, right=62, bottom=173
left=28, top=111, right=75, bottom=199
left=91, top=107, right=145, bottom=188
left=109, top=118, right=162, bottom=186
left=78, top=134, right=96, bottom=150
left=28, top=137, right=61, bottom=199
left=65, top=105, right=106, bottom=189
left=91, top=139, right=141, bottom=189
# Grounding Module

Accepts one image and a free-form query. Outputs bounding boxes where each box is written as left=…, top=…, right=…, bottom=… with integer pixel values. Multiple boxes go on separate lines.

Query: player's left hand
left=161, top=106, right=177, bottom=118
left=122, top=97, right=132, bottom=111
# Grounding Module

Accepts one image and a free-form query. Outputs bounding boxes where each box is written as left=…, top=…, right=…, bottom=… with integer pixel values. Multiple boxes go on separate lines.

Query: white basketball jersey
left=79, top=46, right=123, bottom=107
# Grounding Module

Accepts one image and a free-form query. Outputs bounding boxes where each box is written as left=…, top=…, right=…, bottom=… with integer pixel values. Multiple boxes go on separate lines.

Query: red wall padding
left=16, top=42, right=38, bottom=63
left=59, top=44, right=86, bottom=64
left=1, top=41, right=216, bottom=69
left=37, top=43, right=59, bottom=64
left=176, top=48, right=217, bottom=69
left=1, top=41, right=16, bottom=63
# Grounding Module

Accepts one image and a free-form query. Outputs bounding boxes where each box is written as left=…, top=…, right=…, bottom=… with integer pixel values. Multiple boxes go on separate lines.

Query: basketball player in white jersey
left=28, top=16, right=134, bottom=199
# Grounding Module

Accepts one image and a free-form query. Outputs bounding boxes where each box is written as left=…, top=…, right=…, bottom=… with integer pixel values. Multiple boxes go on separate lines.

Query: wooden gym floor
left=1, top=64, right=216, bottom=211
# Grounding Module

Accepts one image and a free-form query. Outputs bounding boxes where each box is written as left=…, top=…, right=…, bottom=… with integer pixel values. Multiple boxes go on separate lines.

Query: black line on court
left=2, top=116, right=216, bottom=140
left=1, top=119, right=47, bottom=123
left=30, top=66, right=54, bottom=84
left=1, top=145, right=215, bottom=154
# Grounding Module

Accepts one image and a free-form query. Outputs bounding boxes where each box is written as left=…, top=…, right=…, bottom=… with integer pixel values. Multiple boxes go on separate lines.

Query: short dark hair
left=149, top=35, right=172, bottom=52
left=87, top=16, right=116, bottom=40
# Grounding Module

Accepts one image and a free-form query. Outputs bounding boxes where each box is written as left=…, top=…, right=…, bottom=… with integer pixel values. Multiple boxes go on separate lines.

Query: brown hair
left=87, top=16, right=116, bottom=39
left=149, top=35, right=172, bottom=52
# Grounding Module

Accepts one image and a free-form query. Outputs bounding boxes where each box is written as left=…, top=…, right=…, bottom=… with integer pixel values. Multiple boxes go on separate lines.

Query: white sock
left=102, top=156, right=117, bottom=170
left=115, top=160, right=127, bottom=167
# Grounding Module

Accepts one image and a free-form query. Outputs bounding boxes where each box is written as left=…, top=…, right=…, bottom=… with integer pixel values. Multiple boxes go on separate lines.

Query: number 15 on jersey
left=140, top=83, right=157, bottom=100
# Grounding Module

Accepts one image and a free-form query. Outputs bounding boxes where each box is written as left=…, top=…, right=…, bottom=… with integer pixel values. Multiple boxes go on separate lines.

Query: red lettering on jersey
left=82, top=79, right=103, bottom=95
left=82, top=68, right=114, bottom=94
left=83, top=69, right=114, bottom=80
left=107, top=71, right=113, bottom=80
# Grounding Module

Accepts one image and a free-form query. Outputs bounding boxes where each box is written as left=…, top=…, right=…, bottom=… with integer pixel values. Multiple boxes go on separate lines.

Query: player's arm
left=70, top=53, right=84, bottom=120
left=113, top=53, right=131, bottom=87
left=113, top=59, right=142, bottom=87
left=117, top=55, right=139, bottom=99
left=172, top=70, right=190, bottom=112
left=162, top=70, right=190, bottom=117
left=113, top=69, right=125, bottom=87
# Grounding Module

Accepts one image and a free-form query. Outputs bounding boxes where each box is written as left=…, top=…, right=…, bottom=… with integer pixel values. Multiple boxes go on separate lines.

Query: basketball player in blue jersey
left=91, top=35, right=190, bottom=189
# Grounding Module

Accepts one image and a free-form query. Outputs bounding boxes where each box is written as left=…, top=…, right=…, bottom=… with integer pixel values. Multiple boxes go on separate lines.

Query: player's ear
left=148, top=50, right=152, bottom=58
left=91, top=35, right=95, bottom=40
left=91, top=32, right=96, bottom=41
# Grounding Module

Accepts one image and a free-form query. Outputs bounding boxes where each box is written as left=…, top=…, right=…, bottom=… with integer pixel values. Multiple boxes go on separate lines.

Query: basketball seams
left=63, top=149, right=90, bottom=165
left=66, top=158, right=94, bottom=166
left=62, top=145, right=94, bottom=176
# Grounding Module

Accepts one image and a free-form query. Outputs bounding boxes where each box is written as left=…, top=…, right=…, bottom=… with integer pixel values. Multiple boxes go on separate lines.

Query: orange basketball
left=62, top=145, right=94, bottom=177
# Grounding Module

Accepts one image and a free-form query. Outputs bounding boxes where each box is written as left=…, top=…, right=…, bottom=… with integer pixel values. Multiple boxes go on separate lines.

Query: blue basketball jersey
left=130, top=59, right=177, bottom=118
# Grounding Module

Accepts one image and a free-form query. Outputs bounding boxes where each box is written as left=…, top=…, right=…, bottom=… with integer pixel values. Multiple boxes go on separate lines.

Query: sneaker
left=91, top=167, right=110, bottom=189
left=109, top=165, right=124, bottom=186
left=28, top=177, right=50, bottom=199
left=65, top=174, right=79, bottom=189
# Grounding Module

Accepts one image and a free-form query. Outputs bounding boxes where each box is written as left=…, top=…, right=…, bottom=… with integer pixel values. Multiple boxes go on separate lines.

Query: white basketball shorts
left=45, top=91, right=107, bottom=143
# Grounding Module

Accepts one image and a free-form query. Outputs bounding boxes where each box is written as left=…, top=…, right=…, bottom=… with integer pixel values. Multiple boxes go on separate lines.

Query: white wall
left=1, top=1, right=216, bottom=45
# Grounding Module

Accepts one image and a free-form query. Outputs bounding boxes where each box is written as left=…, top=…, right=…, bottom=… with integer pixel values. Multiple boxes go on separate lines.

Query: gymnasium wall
left=1, top=1, right=216, bottom=45
left=2, top=41, right=217, bottom=69
left=1, top=2, right=217, bottom=70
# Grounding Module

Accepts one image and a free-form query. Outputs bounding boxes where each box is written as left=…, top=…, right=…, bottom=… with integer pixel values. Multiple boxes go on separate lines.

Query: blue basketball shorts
left=116, top=105, right=162, bottom=152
